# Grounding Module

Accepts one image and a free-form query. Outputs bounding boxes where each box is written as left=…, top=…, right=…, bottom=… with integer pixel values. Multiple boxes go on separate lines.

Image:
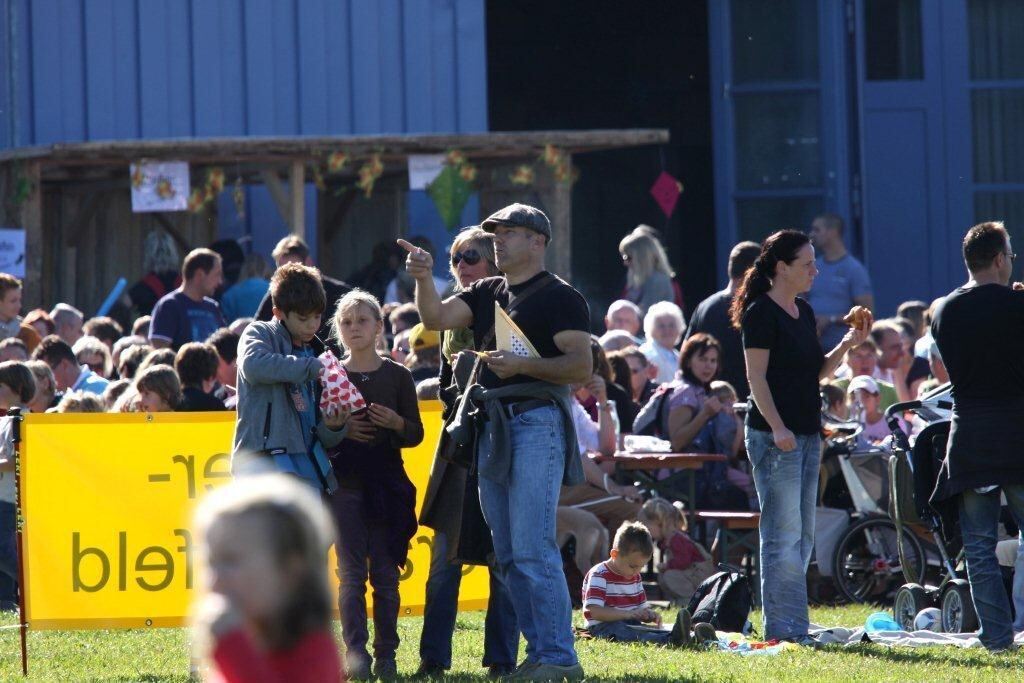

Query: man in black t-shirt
left=684, top=240, right=760, bottom=400
left=401, top=204, right=591, bottom=680
left=932, top=221, right=1024, bottom=651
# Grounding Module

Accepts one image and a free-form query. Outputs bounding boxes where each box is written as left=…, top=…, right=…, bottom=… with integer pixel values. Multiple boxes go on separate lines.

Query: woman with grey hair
left=416, top=226, right=520, bottom=678
left=128, top=230, right=182, bottom=316
left=639, top=301, right=686, bottom=384
left=73, top=335, right=114, bottom=379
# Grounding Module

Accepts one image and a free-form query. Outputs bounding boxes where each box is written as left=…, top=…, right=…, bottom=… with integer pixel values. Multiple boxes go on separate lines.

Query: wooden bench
left=695, top=511, right=761, bottom=606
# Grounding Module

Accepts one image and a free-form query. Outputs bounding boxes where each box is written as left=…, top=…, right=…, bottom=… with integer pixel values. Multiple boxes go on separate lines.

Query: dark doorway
left=486, top=0, right=715, bottom=324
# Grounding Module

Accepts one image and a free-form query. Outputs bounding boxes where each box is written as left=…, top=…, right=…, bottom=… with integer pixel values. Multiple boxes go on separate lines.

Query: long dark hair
left=729, top=230, right=811, bottom=330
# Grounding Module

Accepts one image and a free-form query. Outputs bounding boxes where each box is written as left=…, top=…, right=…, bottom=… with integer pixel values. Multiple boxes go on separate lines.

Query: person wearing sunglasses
left=417, top=226, right=521, bottom=678
left=72, top=335, right=113, bottom=379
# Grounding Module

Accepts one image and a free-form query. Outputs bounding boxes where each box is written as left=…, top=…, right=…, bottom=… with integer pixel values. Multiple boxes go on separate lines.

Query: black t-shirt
left=906, top=356, right=931, bottom=391
left=684, top=288, right=748, bottom=400
left=178, top=387, right=228, bottom=412
left=456, top=271, right=590, bottom=388
left=932, top=284, right=1024, bottom=405
left=741, top=295, right=824, bottom=435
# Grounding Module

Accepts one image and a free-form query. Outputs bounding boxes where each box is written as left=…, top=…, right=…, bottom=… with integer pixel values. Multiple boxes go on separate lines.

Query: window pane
left=731, top=0, right=819, bottom=83
left=976, top=192, right=1024, bottom=276
left=972, top=89, right=1024, bottom=183
left=735, top=93, right=821, bottom=190
left=969, top=0, right=1024, bottom=79
left=865, top=0, right=923, bottom=80
left=736, top=197, right=823, bottom=243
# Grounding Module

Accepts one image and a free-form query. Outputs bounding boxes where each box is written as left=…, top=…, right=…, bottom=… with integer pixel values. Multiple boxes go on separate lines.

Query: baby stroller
left=820, top=412, right=928, bottom=604
left=888, top=384, right=980, bottom=633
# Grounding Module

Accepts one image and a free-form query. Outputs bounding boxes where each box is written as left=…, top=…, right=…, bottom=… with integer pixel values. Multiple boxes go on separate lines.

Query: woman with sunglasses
left=416, top=227, right=519, bottom=678
left=619, top=228, right=676, bottom=315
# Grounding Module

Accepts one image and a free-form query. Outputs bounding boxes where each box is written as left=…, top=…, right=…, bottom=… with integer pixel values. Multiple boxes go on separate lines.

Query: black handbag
left=451, top=468, right=494, bottom=566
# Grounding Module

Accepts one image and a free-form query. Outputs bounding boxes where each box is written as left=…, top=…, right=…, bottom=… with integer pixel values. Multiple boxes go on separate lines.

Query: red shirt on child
left=663, top=530, right=705, bottom=571
left=210, top=628, right=344, bottom=683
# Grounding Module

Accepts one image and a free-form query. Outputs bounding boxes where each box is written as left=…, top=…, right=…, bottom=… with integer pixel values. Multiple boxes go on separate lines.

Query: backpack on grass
left=686, top=563, right=753, bottom=633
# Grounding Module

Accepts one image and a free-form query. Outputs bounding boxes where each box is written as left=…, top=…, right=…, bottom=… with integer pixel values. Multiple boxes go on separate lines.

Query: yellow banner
left=19, top=402, right=490, bottom=630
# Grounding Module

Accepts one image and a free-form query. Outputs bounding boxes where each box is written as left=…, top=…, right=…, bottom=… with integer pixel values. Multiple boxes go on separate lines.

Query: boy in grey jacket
left=232, top=263, right=347, bottom=492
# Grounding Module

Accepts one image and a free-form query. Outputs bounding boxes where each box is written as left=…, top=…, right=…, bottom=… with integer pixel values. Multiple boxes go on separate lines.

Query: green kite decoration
left=427, top=164, right=473, bottom=230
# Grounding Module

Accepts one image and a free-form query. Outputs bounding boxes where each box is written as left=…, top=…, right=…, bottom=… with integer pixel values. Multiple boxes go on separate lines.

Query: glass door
left=709, top=0, right=853, bottom=280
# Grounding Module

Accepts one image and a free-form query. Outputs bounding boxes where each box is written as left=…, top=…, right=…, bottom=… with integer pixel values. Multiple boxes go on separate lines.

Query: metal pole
left=10, top=407, right=27, bottom=676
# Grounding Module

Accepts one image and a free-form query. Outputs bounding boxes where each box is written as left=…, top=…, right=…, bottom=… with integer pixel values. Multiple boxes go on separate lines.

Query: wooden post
left=0, top=162, right=43, bottom=310
left=290, top=161, right=306, bottom=241
left=21, top=162, right=43, bottom=311
left=546, top=176, right=572, bottom=282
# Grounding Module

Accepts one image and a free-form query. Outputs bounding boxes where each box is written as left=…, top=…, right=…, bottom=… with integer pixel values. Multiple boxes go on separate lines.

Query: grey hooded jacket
left=231, top=319, right=347, bottom=463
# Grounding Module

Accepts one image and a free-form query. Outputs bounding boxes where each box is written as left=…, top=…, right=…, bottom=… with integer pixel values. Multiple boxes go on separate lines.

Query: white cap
left=848, top=375, right=880, bottom=395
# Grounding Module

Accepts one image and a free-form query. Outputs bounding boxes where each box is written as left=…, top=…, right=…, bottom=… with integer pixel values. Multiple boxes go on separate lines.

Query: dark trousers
left=0, top=501, right=16, bottom=610
left=419, top=530, right=519, bottom=668
left=331, top=488, right=401, bottom=664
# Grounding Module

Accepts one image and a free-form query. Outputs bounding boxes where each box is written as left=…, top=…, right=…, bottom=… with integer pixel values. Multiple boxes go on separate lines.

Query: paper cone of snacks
left=495, top=302, right=540, bottom=358
left=318, top=350, right=368, bottom=415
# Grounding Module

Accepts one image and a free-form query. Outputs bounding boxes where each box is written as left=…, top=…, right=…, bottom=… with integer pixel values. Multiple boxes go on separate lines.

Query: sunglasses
left=451, top=249, right=483, bottom=267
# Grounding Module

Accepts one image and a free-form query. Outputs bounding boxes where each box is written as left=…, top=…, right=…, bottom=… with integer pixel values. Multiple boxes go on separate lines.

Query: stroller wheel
left=832, top=516, right=926, bottom=603
left=941, top=580, right=978, bottom=634
left=893, top=584, right=930, bottom=630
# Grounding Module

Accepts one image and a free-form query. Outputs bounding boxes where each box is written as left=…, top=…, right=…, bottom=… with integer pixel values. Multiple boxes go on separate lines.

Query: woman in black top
left=729, top=230, right=870, bottom=642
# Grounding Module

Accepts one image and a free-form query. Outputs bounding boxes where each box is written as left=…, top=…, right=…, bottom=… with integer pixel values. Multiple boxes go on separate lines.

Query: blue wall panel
left=3, top=0, right=487, bottom=145
left=1, top=0, right=487, bottom=266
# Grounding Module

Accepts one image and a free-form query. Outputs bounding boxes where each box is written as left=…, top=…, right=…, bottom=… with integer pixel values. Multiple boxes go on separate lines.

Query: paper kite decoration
left=495, top=303, right=539, bottom=358
left=318, top=350, right=368, bottom=415
left=427, top=164, right=473, bottom=230
left=650, top=171, right=683, bottom=218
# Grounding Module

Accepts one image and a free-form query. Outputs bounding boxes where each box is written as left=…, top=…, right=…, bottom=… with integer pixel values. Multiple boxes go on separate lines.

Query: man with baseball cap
left=399, top=203, right=591, bottom=680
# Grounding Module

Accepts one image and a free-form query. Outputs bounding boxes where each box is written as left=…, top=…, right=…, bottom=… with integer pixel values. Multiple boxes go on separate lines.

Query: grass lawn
left=1, top=604, right=1022, bottom=681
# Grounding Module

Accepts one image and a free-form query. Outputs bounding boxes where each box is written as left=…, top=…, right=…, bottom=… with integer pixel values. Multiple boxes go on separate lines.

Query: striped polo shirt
left=582, top=561, right=648, bottom=627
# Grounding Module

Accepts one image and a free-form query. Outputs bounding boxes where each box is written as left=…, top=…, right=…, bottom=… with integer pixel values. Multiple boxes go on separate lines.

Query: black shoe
left=669, top=608, right=692, bottom=647
left=488, top=663, right=516, bottom=678
left=374, top=658, right=398, bottom=680
left=489, top=663, right=520, bottom=679
left=416, top=661, right=447, bottom=678
left=693, top=622, right=718, bottom=646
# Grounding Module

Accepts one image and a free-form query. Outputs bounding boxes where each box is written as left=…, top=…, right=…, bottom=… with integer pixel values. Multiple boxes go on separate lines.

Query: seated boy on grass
left=581, top=521, right=690, bottom=646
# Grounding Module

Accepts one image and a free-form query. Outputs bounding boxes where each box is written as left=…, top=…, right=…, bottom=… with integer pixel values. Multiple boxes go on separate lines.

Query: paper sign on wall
left=130, top=161, right=190, bottom=213
left=0, top=228, right=26, bottom=278
left=407, top=155, right=446, bottom=190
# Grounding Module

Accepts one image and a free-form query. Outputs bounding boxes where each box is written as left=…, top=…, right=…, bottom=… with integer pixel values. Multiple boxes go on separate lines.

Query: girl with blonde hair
left=639, top=498, right=714, bottom=604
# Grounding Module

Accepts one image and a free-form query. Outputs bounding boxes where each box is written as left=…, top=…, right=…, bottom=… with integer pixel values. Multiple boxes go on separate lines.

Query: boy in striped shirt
left=582, top=521, right=691, bottom=645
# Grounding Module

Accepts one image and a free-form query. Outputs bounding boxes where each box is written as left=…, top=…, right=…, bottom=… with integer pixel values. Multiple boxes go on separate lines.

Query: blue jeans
left=419, top=530, right=519, bottom=668
left=478, top=404, right=578, bottom=667
left=0, top=501, right=16, bottom=610
left=957, top=485, right=1024, bottom=650
left=589, top=620, right=672, bottom=644
left=745, top=428, right=820, bottom=640
left=1013, top=531, right=1024, bottom=633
